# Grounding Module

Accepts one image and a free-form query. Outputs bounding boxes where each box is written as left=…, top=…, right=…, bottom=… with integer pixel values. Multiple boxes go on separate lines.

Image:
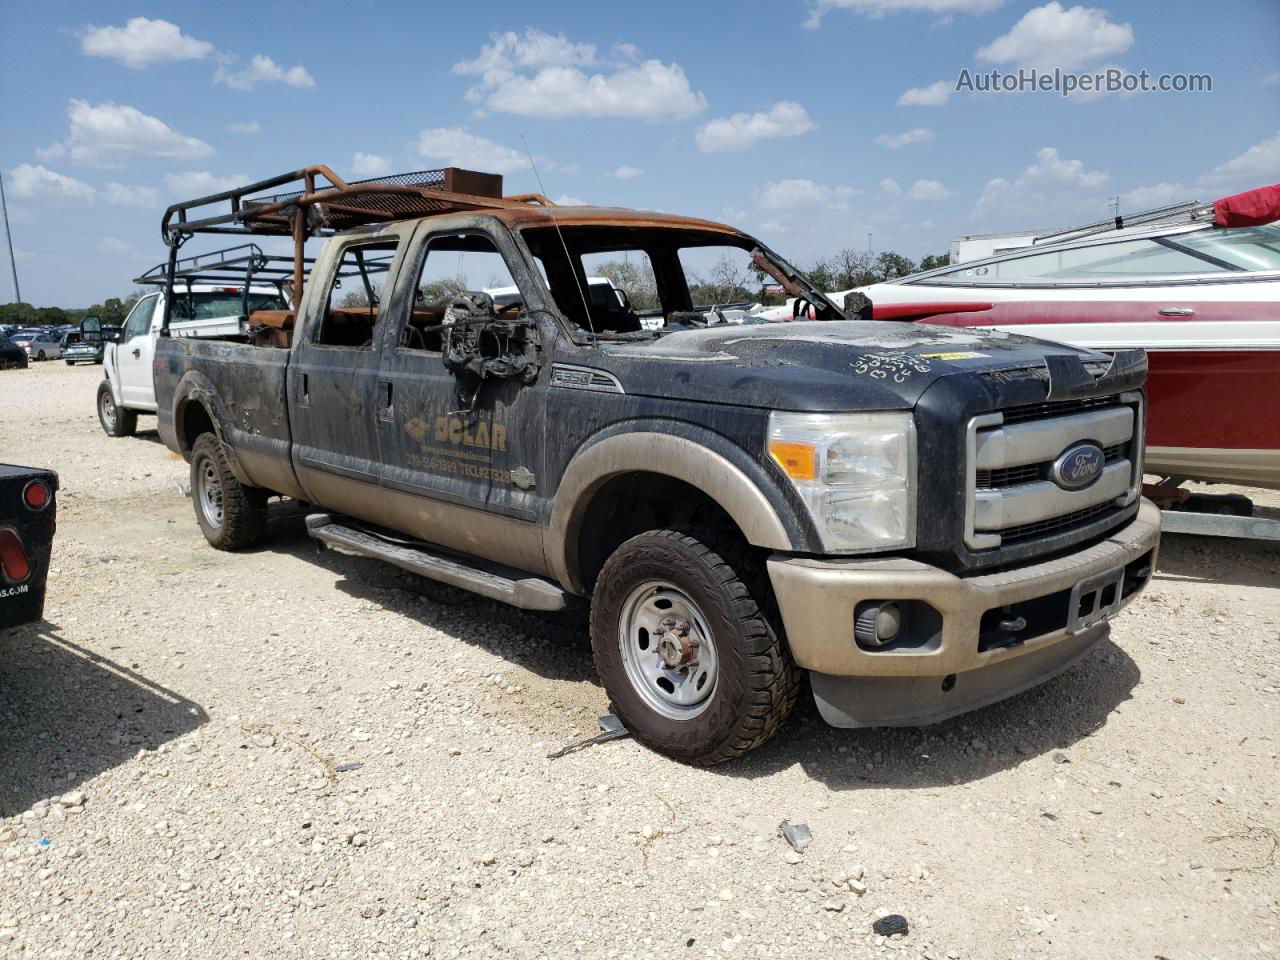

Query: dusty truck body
left=151, top=165, right=1160, bottom=763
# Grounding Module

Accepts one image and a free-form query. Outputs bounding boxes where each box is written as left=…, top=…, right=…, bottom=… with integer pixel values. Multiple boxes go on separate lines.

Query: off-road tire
left=590, top=528, right=800, bottom=765
left=190, top=433, right=268, bottom=551
left=97, top=381, right=137, bottom=437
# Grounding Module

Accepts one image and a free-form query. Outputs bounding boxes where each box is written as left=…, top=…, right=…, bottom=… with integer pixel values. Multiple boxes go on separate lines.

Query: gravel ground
left=2, top=360, right=1278, bottom=960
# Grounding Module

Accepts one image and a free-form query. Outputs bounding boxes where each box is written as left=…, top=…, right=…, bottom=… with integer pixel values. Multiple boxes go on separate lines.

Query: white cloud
left=874, top=127, right=936, bottom=148
left=351, top=152, right=391, bottom=177
left=81, top=17, right=213, bottom=69
left=1118, top=182, right=1187, bottom=210
left=98, top=236, right=138, bottom=257
left=897, top=80, right=952, bottom=107
left=1119, top=132, right=1280, bottom=212
left=226, top=121, right=260, bottom=134
left=879, top=178, right=903, bottom=199
left=758, top=179, right=859, bottom=211
left=611, top=165, right=644, bottom=179
left=102, top=182, right=160, bottom=207
left=804, top=0, right=1002, bottom=27
left=40, top=99, right=212, bottom=167
left=415, top=128, right=532, bottom=175
left=695, top=102, right=815, bottom=153
left=906, top=179, right=954, bottom=200
left=216, top=55, right=315, bottom=92
left=6, top=164, right=96, bottom=202
left=555, top=195, right=587, bottom=206
left=976, top=2, right=1133, bottom=69
left=453, top=29, right=706, bottom=120
left=1204, top=131, right=1280, bottom=185
left=975, top=146, right=1108, bottom=220
left=165, top=171, right=248, bottom=197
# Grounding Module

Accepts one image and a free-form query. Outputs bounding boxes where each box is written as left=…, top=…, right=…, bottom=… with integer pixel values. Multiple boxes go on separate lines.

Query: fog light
left=855, top=601, right=902, bottom=648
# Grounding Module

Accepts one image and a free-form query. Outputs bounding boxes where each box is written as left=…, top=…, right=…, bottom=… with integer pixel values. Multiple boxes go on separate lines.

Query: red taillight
left=23, top=480, right=51, bottom=510
left=0, top=528, right=30, bottom=584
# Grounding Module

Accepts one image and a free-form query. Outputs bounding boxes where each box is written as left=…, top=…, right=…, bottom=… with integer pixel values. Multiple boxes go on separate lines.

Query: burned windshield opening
left=520, top=226, right=841, bottom=339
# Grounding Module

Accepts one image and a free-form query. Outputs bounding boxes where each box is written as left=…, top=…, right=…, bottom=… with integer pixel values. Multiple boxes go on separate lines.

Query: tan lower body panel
left=767, top=500, right=1161, bottom=680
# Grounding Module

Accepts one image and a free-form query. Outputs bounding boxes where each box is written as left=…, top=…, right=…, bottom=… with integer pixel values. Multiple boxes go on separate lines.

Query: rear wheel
left=590, top=528, right=799, bottom=765
left=97, top=381, right=136, bottom=437
left=190, top=433, right=268, bottom=550
left=36, top=350, right=45, bottom=361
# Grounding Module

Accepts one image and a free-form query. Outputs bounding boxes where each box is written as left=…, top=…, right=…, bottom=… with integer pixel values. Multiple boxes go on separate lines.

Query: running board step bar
left=305, top=513, right=574, bottom=611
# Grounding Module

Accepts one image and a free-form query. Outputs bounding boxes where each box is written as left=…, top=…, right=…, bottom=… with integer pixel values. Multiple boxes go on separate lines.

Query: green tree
left=592, top=259, right=659, bottom=310
left=873, top=251, right=917, bottom=281
left=918, top=253, right=951, bottom=271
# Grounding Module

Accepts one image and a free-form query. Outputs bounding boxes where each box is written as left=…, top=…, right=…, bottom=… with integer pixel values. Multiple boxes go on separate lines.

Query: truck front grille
left=964, top=392, right=1143, bottom=552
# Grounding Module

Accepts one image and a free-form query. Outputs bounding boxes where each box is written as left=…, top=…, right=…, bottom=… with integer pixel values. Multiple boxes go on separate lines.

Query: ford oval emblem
left=1051, top=443, right=1105, bottom=490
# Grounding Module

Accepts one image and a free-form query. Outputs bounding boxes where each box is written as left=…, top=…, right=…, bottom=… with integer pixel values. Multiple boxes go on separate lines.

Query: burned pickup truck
left=150, top=164, right=1160, bottom=763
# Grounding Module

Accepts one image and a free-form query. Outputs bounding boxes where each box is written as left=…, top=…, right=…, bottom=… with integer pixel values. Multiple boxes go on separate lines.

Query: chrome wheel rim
left=99, top=392, right=116, bottom=429
left=197, top=458, right=224, bottom=529
left=618, top=580, right=718, bottom=720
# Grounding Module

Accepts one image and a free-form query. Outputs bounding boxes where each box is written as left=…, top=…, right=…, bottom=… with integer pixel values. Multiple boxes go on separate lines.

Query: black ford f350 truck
left=149, top=164, right=1160, bottom=763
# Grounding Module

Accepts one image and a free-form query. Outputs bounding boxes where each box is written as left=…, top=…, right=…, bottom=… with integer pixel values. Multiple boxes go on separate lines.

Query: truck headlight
left=767, top=411, right=916, bottom=552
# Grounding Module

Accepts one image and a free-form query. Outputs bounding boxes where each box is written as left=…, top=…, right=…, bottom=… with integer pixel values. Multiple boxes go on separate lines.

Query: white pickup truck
left=94, top=283, right=285, bottom=437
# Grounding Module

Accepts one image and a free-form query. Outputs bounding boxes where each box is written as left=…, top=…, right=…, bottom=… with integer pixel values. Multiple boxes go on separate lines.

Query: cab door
left=373, top=223, right=550, bottom=574
left=286, top=229, right=409, bottom=524
left=115, top=293, right=160, bottom=409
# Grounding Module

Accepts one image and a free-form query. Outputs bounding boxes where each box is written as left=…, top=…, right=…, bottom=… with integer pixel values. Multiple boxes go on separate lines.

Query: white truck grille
left=964, top=392, right=1144, bottom=550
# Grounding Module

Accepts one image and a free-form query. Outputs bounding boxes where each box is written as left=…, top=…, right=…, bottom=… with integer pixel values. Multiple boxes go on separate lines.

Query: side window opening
left=316, top=241, right=398, bottom=348
left=123, top=296, right=159, bottom=340
left=398, top=233, right=518, bottom=354
left=677, top=245, right=761, bottom=311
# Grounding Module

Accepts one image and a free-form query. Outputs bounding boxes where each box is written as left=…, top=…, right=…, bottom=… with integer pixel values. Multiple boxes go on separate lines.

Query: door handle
left=1158, top=306, right=1195, bottom=317
left=132, top=348, right=141, bottom=358
left=377, top=380, right=393, bottom=421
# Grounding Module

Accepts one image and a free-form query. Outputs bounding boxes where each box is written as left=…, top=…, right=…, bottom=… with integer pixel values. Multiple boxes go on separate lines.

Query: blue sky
left=1, top=0, right=1277, bottom=307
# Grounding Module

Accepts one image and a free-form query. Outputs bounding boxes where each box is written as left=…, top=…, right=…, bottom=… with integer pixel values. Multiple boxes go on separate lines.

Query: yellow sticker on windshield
left=918, top=351, right=988, bottom=361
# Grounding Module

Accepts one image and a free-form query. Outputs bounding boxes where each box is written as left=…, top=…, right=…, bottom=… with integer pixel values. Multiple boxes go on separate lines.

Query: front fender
left=546, top=422, right=814, bottom=594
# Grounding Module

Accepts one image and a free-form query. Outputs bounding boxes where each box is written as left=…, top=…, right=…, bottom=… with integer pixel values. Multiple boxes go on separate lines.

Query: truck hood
left=593, top=319, right=1114, bottom=411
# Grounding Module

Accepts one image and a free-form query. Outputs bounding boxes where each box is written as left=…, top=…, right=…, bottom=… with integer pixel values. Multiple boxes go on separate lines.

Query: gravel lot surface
left=2, top=360, right=1278, bottom=960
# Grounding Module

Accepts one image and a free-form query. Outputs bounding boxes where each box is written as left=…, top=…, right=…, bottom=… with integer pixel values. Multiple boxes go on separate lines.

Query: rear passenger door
left=287, top=230, right=407, bottom=522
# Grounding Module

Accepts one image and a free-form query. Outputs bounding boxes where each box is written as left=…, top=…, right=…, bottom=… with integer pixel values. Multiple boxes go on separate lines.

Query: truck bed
left=154, top=336, right=305, bottom=500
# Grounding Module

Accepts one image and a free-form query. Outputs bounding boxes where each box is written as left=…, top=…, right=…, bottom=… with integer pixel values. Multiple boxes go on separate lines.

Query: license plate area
left=1068, top=565, right=1125, bottom=635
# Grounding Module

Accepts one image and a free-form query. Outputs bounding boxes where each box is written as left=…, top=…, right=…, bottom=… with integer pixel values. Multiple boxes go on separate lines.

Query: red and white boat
left=848, top=185, right=1280, bottom=491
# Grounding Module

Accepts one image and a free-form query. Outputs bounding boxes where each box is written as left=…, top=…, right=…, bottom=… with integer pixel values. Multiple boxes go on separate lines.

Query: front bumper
left=767, top=499, right=1161, bottom=727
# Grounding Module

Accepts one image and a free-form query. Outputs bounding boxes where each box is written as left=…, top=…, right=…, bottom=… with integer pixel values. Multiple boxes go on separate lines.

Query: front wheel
left=190, top=433, right=268, bottom=550
left=97, top=381, right=137, bottom=437
left=590, top=528, right=800, bottom=765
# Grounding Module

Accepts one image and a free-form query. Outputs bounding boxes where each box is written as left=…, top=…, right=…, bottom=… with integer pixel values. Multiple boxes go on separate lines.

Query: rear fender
left=169, top=370, right=250, bottom=483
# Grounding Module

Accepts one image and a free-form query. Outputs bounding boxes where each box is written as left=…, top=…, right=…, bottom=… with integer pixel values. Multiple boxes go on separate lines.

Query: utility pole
left=866, top=232, right=873, bottom=255
left=0, top=170, right=20, bottom=304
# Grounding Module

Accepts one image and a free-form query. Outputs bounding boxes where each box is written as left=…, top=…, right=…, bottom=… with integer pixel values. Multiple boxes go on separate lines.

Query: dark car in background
left=0, top=334, right=29, bottom=370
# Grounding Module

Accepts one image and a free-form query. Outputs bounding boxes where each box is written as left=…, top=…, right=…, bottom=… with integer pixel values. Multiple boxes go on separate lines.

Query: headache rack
left=156, top=164, right=553, bottom=335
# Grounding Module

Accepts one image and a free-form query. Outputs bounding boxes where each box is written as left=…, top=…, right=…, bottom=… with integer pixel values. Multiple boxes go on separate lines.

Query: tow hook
left=654, top=617, right=699, bottom=668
